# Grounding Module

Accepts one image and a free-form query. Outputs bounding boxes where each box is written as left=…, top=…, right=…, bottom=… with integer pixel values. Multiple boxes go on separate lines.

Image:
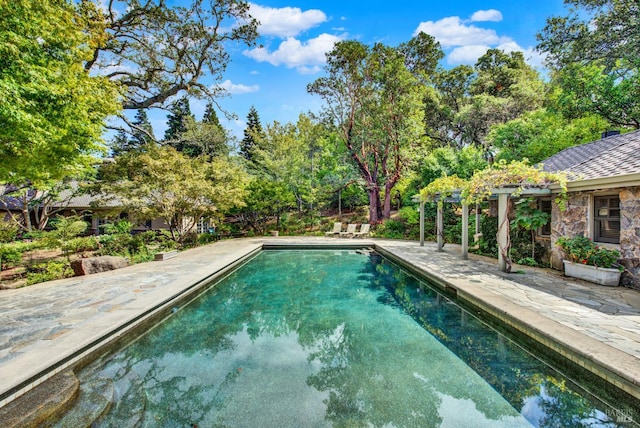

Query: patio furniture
left=324, top=222, right=342, bottom=236
left=340, top=223, right=357, bottom=237
left=352, top=223, right=370, bottom=238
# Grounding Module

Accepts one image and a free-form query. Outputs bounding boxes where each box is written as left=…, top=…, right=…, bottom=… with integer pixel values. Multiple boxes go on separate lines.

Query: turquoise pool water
left=62, top=250, right=636, bottom=427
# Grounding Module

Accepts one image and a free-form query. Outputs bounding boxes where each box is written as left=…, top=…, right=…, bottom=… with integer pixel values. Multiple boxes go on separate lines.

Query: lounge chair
left=340, top=223, right=357, bottom=237
left=352, top=223, right=370, bottom=238
left=325, top=222, right=342, bottom=236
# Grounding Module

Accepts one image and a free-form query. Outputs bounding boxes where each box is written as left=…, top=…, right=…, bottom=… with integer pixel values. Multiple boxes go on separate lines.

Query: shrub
left=26, top=261, right=73, bottom=285
left=62, top=236, right=100, bottom=254
left=0, top=243, right=24, bottom=270
left=556, top=235, right=621, bottom=269
left=0, top=220, right=18, bottom=243
left=374, top=219, right=405, bottom=239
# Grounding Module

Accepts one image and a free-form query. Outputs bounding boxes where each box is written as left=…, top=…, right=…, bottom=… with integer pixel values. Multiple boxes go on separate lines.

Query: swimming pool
left=55, top=250, right=637, bottom=427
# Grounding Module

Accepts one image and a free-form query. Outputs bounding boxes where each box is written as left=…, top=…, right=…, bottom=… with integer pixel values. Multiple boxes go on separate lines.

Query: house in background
left=541, top=130, right=640, bottom=288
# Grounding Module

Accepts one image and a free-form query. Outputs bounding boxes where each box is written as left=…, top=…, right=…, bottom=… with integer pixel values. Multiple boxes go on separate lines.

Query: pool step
left=92, top=370, right=147, bottom=427
left=52, top=378, right=114, bottom=427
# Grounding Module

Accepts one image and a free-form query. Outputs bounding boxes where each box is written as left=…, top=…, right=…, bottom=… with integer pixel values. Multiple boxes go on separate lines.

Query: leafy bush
left=102, top=220, right=134, bottom=235
left=198, top=233, right=218, bottom=245
left=62, top=236, right=100, bottom=254
left=516, top=257, right=538, bottom=267
left=556, top=235, right=621, bottom=269
left=26, top=261, right=73, bottom=285
left=0, top=243, right=24, bottom=270
left=374, top=219, right=405, bottom=239
left=0, top=220, right=18, bottom=243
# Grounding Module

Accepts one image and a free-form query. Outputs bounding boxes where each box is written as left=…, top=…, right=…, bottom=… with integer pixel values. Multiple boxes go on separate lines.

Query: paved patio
left=0, top=237, right=639, bottom=423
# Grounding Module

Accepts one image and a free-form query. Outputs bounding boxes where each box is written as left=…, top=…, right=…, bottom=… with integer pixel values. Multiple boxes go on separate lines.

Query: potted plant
left=556, top=235, right=622, bottom=286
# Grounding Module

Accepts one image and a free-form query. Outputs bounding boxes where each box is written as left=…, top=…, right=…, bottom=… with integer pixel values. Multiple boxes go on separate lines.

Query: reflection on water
left=67, top=250, right=634, bottom=427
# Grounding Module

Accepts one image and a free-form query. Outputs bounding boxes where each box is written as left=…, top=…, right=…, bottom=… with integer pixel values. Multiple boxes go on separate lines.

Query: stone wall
left=549, top=193, right=589, bottom=270
left=619, top=187, right=640, bottom=289
left=546, top=188, right=640, bottom=289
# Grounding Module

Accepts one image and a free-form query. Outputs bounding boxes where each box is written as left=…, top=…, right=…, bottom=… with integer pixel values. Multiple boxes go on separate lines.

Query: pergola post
left=497, top=192, right=509, bottom=272
left=475, top=203, right=481, bottom=236
left=419, top=200, right=425, bottom=247
left=437, top=203, right=444, bottom=252
left=461, top=202, right=469, bottom=260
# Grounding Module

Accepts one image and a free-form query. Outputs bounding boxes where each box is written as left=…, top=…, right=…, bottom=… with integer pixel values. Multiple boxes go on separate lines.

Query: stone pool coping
left=0, top=237, right=639, bottom=417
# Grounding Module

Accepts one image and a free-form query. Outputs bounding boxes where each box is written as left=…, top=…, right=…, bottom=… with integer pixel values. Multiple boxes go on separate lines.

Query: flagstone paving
left=0, top=237, right=639, bottom=417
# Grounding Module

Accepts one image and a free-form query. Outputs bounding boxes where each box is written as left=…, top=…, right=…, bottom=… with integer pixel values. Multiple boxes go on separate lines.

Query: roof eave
left=549, top=172, right=640, bottom=193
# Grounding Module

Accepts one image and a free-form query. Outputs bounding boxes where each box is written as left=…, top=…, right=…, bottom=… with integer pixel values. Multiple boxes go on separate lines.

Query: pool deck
left=1, top=237, right=639, bottom=415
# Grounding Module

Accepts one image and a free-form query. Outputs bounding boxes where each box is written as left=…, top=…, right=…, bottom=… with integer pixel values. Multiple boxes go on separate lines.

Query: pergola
left=415, top=186, right=552, bottom=272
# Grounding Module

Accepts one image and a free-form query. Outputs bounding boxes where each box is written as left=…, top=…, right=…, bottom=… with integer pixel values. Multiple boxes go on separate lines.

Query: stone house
left=541, top=130, right=640, bottom=289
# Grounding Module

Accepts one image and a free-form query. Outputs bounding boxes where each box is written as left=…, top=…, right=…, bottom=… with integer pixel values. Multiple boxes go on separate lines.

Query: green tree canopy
left=0, top=0, right=121, bottom=186
left=308, top=35, right=433, bottom=223
left=537, top=0, right=640, bottom=70
left=488, top=108, right=608, bottom=164
left=84, top=0, right=259, bottom=112
left=164, top=97, right=193, bottom=143
left=537, top=0, right=640, bottom=128
left=96, top=146, right=247, bottom=244
left=240, top=106, right=264, bottom=162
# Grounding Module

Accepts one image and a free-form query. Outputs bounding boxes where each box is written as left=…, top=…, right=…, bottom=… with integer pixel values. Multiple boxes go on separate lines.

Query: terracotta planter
left=563, top=260, right=621, bottom=286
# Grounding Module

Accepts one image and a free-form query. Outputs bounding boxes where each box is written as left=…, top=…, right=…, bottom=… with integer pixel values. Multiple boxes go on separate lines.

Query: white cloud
left=249, top=3, right=327, bottom=37
left=243, top=33, right=342, bottom=73
left=470, top=9, right=503, bottom=22
left=413, top=16, right=510, bottom=48
left=448, top=45, right=491, bottom=64
left=414, top=10, right=542, bottom=67
left=217, top=79, right=259, bottom=94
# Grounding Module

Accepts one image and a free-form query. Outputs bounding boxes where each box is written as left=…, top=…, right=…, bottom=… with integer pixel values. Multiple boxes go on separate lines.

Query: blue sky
left=145, top=1, right=569, bottom=141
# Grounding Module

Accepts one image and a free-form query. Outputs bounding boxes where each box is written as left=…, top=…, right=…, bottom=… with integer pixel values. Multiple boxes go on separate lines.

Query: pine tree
left=110, top=129, right=130, bottom=157
left=164, top=97, right=193, bottom=142
left=203, top=102, right=223, bottom=129
left=130, top=109, right=154, bottom=148
left=240, top=105, right=263, bottom=161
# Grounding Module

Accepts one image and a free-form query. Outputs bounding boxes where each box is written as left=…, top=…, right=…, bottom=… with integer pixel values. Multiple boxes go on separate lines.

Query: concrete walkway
left=0, top=237, right=639, bottom=415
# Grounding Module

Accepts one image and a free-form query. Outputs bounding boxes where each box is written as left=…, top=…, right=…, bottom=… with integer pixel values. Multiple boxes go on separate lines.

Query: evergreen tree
left=240, top=106, right=264, bottom=161
left=110, top=129, right=130, bottom=157
left=203, top=102, right=223, bottom=129
left=164, top=97, right=193, bottom=142
left=111, top=110, right=155, bottom=156
left=130, top=109, right=154, bottom=148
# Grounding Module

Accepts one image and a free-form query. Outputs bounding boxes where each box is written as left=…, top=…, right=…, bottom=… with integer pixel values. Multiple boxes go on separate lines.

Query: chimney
left=601, top=130, right=620, bottom=138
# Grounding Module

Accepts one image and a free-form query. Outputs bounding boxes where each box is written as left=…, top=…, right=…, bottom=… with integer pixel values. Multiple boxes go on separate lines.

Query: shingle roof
left=541, top=129, right=640, bottom=180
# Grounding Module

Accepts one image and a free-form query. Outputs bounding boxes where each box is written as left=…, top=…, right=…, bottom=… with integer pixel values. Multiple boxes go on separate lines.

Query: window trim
left=593, top=194, right=620, bottom=244
left=538, top=198, right=552, bottom=237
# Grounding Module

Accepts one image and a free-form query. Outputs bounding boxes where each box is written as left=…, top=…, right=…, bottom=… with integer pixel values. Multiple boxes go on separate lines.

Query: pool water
left=60, top=250, right=636, bottom=427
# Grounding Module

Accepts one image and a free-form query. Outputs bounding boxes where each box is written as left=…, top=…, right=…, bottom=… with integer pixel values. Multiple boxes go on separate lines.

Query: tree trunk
left=367, top=186, right=383, bottom=224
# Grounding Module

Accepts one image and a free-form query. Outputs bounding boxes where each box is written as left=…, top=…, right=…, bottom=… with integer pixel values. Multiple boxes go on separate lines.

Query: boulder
left=71, top=256, right=128, bottom=276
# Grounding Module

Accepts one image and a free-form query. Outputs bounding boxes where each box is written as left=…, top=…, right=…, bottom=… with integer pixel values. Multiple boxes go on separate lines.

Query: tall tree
left=423, top=65, right=475, bottom=148
left=82, top=0, right=259, bottom=112
left=456, top=50, right=545, bottom=152
left=130, top=109, right=155, bottom=148
left=0, top=0, right=120, bottom=186
left=308, top=36, right=432, bottom=223
left=164, top=97, right=193, bottom=143
left=240, top=106, right=264, bottom=161
left=537, top=0, right=640, bottom=128
left=488, top=108, right=608, bottom=164
left=175, top=116, right=231, bottom=158
left=112, top=109, right=155, bottom=155
left=537, top=0, right=640, bottom=70
left=203, top=102, right=223, bottom=129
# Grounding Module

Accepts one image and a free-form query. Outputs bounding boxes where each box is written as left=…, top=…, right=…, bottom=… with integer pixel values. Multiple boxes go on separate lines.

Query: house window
left=538, top=199, right=552, bottom=236
left=594, top=196, right=620, bottom=244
